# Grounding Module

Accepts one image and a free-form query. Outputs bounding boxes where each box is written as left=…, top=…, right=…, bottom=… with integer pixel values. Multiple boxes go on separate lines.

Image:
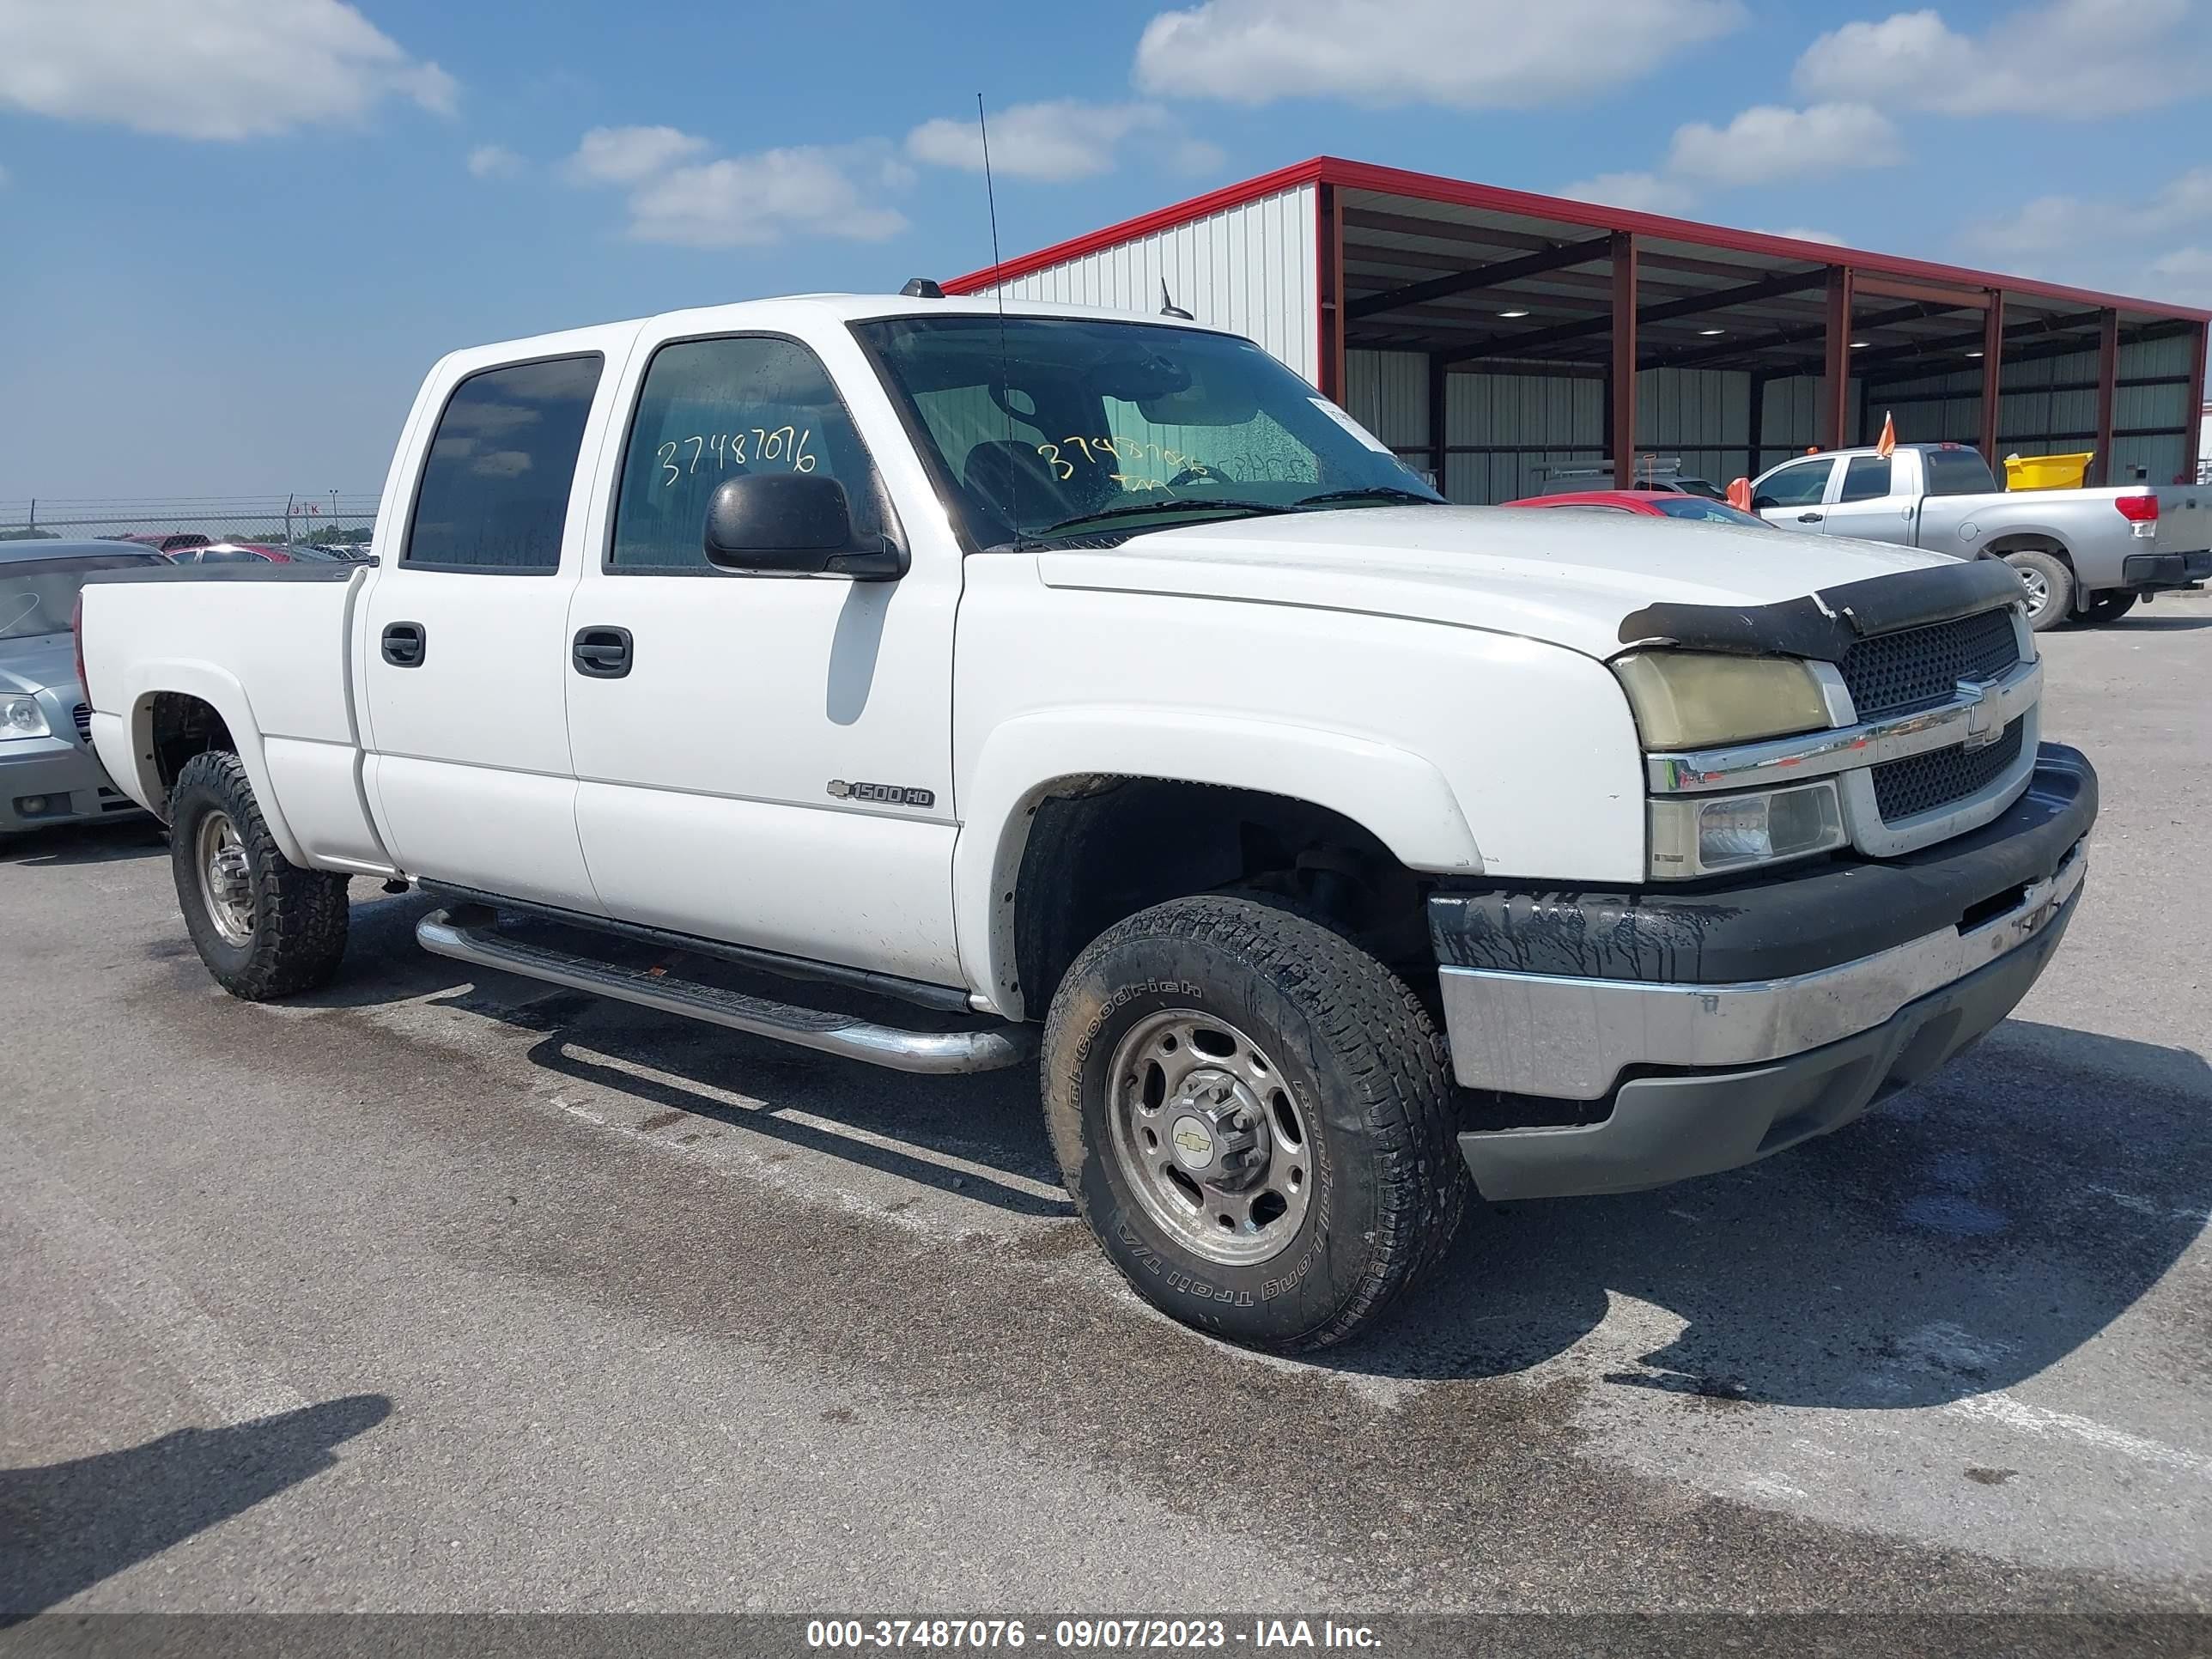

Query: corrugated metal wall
left=1872, top=333, right=2197, bottom=483
left=976, top=185, right=1319, bottom=385
left=1345, top=349, right=1782, bottom=502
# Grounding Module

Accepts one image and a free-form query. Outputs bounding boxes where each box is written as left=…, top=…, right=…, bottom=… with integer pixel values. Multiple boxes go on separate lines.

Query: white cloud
left=1133, top=0, right=1745, bottom=107
left=1755, top=227, right=1849, bottom=246
left=0, top=0, right=455, bottom=141
left=2145, top=248, right=2212, bottom=305
left=1561, top=102, right=1899, bottom=216
left=625, top=147, right=909, bottom=248
left=1665, top=103, right=1900, bottom=188
left=908, top=100, right=1185, bottom=182
left=563, top=125, right=708, bottom=185
left=1555, top=171, right=1698, bottom=215
left=1971, top=166, right=2212, bottom=257
left=1795, top=0, right=2204, bottom=118
left=467, top=143, right=523, bottom=179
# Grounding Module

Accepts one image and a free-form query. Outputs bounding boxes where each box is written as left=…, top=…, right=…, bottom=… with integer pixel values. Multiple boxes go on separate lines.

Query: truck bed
left=77, top=562, right=391, bottom=872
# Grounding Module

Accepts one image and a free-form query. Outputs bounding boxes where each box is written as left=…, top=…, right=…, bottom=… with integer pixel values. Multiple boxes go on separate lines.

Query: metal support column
left=1747, top=373, right=1765, bottom=480
left=1610, top=232, right=1638, bottom=487
left=1316, top=185, right=1345, bottom=401
left=1426, top=354, right=1449, bottom=494
left=2190, top=320, right=2211, bottom=483
left=2094, top=308, right=2119, bottom=485
left=1821, top=266, right=1855, bottom=452
left=1978, top=293, right=2004, bottom=468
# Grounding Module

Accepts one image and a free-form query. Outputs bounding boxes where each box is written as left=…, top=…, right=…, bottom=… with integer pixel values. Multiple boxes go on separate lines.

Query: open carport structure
left=945, top=157, right=2211, bottom=503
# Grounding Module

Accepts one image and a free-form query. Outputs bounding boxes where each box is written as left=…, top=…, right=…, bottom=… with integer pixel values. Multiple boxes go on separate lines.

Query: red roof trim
left=944, top=155, right=2212, bottom=325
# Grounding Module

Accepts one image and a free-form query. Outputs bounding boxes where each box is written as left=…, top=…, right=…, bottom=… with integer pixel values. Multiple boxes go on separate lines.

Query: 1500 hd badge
left=828, top=780, right=936, bottom=808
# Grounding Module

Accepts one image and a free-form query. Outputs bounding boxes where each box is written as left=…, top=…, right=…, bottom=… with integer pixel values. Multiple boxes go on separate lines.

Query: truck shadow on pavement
left=0, top=1394, right=390, bottom=1622
left=312, top=893, right=2204, bottom=1407
left=307, top=890, right=1073, bottom=1220
left=1338, top=1021, right=2212, bottom=1405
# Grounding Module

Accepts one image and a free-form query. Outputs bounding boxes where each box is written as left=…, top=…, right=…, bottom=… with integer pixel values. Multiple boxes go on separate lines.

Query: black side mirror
left=702, top=473, right=906, bottom=580
left=1750, top=494, right=1778, bottom=511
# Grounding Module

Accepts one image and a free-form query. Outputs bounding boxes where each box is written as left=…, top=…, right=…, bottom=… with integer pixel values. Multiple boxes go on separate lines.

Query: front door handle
left=380, top=622, right=426, bottom=667
left=1797, top=511, right=1825, bottom=523
left=572, top=626, right=633, bottom=679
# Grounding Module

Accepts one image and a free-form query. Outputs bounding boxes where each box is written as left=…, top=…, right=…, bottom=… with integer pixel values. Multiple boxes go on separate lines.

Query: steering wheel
left=1169, top=465, right=1232, bottom=487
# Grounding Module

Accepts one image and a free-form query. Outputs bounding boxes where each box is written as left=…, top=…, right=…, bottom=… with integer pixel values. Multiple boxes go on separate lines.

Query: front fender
left=952, top=707, right=1482, bottom=1018
left=118, top=660, right=309, bottom=867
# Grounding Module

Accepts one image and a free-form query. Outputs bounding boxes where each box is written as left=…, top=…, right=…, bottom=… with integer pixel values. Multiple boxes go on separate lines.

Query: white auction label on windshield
left=1309, top=397, right=1395, bottom=454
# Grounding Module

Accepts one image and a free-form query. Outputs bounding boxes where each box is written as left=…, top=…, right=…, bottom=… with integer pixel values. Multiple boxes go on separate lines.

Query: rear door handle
left=1797, top=511, right=1825, bottom=523
left=380, top=622, right=426, bottom=667
left=572, top=626, right=633, bottom=679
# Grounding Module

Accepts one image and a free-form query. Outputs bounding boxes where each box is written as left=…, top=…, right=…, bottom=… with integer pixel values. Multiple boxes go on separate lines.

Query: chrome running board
left=416, top=909, right=1032, bottom=1075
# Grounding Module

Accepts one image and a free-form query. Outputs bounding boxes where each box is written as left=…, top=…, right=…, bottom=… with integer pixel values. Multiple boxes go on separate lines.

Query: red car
left=1502, top=489, right=1772, bottom=528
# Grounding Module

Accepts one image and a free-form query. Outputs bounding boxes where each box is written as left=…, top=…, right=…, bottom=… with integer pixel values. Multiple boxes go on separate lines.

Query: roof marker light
left=1498, top=307, right=1530, bottom=318
left=1697, top=327, right=1725, bottom=337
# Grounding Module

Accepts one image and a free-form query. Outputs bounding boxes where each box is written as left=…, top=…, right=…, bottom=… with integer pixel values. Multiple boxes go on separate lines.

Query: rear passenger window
left=609, top=335, right=884, bottom=569
left=405, top=355, right=603, bottom=572
left=1838, top=455, right=1892, bottom=503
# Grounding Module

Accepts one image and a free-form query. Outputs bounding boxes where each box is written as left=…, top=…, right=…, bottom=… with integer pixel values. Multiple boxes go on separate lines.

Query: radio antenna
left=978, top=93, right=1022, bottom=543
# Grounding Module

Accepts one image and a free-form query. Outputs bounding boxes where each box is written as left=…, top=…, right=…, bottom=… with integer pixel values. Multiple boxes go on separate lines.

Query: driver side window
left=609, top=335, right=884, bottom=570
left=1753, top=459, right=1835, bottom=509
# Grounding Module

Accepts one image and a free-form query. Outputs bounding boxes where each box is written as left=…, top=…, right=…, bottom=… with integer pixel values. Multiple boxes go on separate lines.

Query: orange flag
left=1875, top=410, right=1897, bottom=458
left=1726, top=477, right=1753, bottom=512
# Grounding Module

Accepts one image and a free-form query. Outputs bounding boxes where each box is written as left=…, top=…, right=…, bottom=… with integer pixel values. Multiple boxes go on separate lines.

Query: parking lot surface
left=4, top=611, right=2209, bottom=1617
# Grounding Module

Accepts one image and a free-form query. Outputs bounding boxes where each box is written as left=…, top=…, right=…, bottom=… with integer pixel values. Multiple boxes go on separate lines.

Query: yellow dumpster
left=2004, top=451, right=2094, bottom=490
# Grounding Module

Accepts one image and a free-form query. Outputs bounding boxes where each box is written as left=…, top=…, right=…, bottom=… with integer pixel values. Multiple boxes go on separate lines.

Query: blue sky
left=3, top=0, right=2208, bottom=497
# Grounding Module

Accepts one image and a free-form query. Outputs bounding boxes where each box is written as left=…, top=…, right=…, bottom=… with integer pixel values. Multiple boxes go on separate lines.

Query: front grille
left=1838, top=608, right=2020, bottom=720
left=72, top=703, right=91, bottom=742
left=1872, top=718, right=2025, bottom=822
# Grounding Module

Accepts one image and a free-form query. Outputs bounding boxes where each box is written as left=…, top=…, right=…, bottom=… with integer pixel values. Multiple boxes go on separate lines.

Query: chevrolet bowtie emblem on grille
left=1957, top=680, right=2001, bottom=750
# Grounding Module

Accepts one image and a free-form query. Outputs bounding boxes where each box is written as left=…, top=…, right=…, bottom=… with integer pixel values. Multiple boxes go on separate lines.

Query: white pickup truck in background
left=1749, top=441, right=2210, bottom=630
left=77, top=295, right=2097, bottom=1350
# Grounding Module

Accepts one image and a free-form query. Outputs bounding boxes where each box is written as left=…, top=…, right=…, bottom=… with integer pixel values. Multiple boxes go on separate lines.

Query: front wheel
left=1041, top=895, right=1468, bottom=1352
left=169, top=750, right=351, bottom=1000
left=2079, top=590, right=2139, bottom=625
left=2003, top=549, right=2074, bottom=633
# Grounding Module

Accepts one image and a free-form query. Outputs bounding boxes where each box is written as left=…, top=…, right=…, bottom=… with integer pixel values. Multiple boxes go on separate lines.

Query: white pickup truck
left=1749, top=441, right=2210, bottom=630
left=77, top=294, right=2097, bottom=1350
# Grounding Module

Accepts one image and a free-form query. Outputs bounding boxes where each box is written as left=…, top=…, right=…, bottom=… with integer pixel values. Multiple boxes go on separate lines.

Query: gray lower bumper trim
left=1440, top=842, right=2084, bottom=1100
left=1456, top=886, right=2078, bottom=1203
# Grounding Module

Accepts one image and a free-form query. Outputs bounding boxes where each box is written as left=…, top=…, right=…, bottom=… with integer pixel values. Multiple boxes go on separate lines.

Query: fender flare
left=952, top=707, right=1483, bottom=1018
left=121, top=660, right=310, bottom=867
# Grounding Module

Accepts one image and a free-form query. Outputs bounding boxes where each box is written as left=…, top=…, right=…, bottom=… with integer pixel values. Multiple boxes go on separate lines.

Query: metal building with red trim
left=946, top=156, right=2211, bottom=502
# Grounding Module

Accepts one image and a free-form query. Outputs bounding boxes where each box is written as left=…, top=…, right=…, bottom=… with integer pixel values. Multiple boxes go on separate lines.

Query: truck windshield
left=852, top=315, right=1443, bottom=547
left=0, top=554, right=161, bottom=641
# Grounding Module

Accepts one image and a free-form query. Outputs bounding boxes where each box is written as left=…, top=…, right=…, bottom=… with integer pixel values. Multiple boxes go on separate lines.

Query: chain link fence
left=0, top=494, right=379, bottom=548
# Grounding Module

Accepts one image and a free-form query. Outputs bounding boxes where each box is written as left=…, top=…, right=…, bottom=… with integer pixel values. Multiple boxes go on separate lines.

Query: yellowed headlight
left=1612, top=652, right=1831, bottom=750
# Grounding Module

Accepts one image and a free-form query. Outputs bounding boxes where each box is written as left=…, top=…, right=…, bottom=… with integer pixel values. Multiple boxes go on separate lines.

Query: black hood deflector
left=1616, top=556, right=2026, bottom=661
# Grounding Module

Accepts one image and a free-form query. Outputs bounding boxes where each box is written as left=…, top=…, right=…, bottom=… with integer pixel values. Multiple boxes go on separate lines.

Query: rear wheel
left=2004, top=549, right=2074, bottom=633
left=2080, top=590, right=2139, bottom=625
left=1041, top=894, right=1468, bottom=1351
left=169, top=750, right=350, bottom=1000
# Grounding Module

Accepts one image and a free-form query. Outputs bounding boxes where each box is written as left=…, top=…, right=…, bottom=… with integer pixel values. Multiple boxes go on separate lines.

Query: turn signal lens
left=1649, top=781, right=1846, bottom=878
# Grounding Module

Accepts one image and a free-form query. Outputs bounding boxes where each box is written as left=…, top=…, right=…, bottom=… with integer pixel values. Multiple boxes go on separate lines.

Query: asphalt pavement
left=3, top=608, right=2209, bottom=1621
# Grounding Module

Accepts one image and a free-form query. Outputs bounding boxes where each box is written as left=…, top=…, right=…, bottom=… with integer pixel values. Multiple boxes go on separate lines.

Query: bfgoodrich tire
left=1041, top=895, right=1468, bottom=1352
left=169, top=750, right=350, bottom=1000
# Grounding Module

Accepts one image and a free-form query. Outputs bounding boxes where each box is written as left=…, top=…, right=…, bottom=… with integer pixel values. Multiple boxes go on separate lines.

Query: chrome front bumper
left=1438, top=842, right=2085, bottom=1101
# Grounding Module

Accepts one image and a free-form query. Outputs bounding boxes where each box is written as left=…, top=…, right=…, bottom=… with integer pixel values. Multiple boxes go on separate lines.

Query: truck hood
left=1034, top=505, right=1952, bottom=659
left=0, top=633, right=78, bottom=696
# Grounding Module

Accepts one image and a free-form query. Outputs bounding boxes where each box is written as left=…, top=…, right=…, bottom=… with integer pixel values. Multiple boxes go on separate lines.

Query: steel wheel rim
left=1105, top=1007, right=1313, bottom=1267
left=2016, top=566, right=2049, bottom=617
left=196, top=811, right=256, bottom=946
